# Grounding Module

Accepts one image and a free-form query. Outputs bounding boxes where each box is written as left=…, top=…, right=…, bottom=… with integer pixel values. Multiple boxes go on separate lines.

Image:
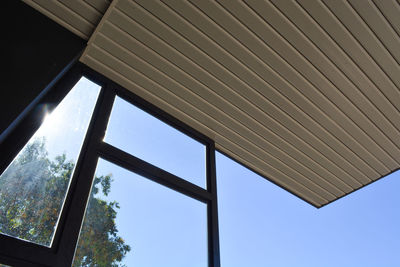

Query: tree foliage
left=73, top=175, right=131, bottom=267
left=0, top=139, right=130, bottom=266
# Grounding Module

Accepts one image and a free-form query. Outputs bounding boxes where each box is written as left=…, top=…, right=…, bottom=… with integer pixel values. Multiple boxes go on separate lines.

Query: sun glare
left=35, top=106, right=65, bottom=138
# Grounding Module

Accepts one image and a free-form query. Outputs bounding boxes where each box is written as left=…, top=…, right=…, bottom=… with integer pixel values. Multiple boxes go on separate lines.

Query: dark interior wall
left=2, top=0, right=86, bottom=137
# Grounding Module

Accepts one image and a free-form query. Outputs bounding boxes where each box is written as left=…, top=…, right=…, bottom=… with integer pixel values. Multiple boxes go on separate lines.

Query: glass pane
left=104, top=97, right=206, bottom=188
left=73, top=159, right=208, bottom=267
left=0, top=77, right=100, bottom=247
left=217, top=152, right=400, bottom=267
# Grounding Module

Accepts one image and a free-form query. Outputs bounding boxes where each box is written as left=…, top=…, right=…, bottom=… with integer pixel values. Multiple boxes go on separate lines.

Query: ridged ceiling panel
left=22, top=0, right=110, bottom=39
left=77, top=0, right=399, bottom=207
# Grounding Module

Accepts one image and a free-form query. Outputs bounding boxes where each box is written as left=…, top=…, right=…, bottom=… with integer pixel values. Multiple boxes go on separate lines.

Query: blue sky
left=8, top=77, right=399, bottom=266
left=217, top=153, right=400, bottom=267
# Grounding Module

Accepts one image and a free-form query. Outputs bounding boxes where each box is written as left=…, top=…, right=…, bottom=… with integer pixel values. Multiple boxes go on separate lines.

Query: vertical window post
left=207, top=142, right=221, bottom=267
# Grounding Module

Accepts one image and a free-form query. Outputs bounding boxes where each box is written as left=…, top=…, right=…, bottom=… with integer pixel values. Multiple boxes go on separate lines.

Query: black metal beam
left=207, top=143, right=221, bottom=267
left=98, top=142, right=213, bottom=203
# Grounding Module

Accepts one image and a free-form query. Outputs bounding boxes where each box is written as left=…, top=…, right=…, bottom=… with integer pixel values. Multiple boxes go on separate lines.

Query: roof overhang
left=24, top=0, right=400, bottom=207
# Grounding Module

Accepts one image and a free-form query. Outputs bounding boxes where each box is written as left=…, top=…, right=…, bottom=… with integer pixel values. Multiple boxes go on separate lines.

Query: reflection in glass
left=73, top=159, right=208, bottom=267
left=104, top=97, right=206, bottom=188
left=0, top=77, right=100, bottom=246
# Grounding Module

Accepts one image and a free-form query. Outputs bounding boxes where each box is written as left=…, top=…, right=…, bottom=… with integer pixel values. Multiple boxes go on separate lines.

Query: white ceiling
left=24, top=0, right=400, bottom=207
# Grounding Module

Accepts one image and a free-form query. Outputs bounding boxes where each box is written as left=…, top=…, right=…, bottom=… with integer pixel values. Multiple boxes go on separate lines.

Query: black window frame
left=0, top=62, right=221, bottom=267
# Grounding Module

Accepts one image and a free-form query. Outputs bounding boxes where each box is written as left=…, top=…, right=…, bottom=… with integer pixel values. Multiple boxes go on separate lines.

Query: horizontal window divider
left=97, top=142, right=213, bottom=203
left=0, top=234, right=56, bottom=266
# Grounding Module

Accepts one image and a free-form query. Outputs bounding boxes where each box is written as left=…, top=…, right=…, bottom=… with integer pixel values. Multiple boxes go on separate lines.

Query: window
left=0, top=63, right=220, bottom=267
left=73, top=159, right=208, bottom=266
left=105, top=96, right=206, bottom=188
left=0, top=77, right=100, bottom=246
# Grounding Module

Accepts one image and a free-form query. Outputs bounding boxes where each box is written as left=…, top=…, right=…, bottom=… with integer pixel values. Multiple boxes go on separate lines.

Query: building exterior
left=1, top=1, right=399, bottom=266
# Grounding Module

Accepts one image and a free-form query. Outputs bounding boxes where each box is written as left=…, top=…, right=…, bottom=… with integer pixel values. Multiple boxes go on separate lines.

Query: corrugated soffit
left=22, top=0, right=110, bottom=39
left=28, top=0, right=400, bottom=208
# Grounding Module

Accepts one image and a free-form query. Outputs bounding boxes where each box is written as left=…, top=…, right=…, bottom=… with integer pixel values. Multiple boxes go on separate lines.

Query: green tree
left=0, top=139, right=130, bottom=266
left=72, top=174, right=131, bottom=267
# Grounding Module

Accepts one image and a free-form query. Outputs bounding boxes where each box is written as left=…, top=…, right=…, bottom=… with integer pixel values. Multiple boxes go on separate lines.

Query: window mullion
left=55, top=84, right=116, bottom=267
left=207, top=142, right=221, bottom=267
